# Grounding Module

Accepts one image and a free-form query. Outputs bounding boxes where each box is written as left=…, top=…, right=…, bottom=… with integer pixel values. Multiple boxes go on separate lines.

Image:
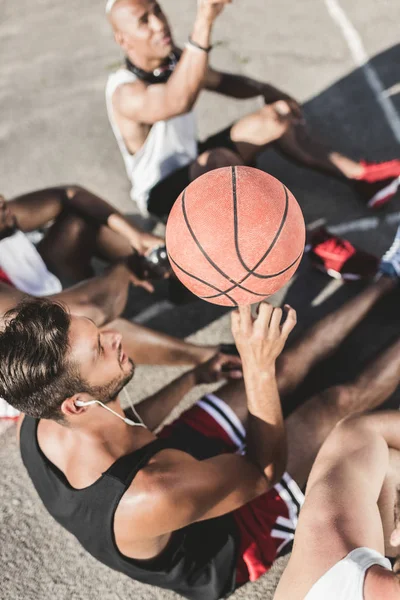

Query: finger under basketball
left=281, top=305, right=297, bottom=338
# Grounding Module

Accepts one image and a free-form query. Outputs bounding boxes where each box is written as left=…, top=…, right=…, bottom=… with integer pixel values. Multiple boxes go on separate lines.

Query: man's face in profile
left=112, top=0, right=173, bottom=62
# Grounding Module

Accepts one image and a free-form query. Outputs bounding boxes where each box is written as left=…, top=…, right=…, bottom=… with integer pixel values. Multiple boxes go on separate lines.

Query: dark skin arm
left=205, top=67, right=303, bottom=120
left=5, top=187, right=162, bottom=255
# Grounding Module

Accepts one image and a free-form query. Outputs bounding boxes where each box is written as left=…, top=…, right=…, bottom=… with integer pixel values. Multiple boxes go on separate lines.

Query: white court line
left=325, top=0, right=400, bottom=144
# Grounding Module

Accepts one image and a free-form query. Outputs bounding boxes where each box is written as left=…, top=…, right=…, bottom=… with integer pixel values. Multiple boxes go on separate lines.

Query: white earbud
left=74, top=399, right=145, bottom=428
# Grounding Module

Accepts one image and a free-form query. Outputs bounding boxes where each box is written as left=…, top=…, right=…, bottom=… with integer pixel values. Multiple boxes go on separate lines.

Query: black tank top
left=20, top=417, right=238, bottom=600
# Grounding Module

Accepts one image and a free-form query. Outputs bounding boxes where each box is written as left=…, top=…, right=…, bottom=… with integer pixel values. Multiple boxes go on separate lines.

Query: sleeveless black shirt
left=20, top=417, right=238, bottom=600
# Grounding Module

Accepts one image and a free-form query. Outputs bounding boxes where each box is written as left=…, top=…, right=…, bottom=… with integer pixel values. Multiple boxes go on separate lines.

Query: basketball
left=165, top=166, right=306, bottom=306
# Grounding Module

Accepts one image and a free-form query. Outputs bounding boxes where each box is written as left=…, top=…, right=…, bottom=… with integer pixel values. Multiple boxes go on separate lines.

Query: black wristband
left=186, top=36, right=213, bottom=53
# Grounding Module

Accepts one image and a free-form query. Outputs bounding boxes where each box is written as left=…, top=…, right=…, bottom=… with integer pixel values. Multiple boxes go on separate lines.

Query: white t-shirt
left=0, top=230, right=62, bottom=296
left=106, top=68, right=198, bottom=216
left=0, top=229, right=62, bottom=418
left=304, top=547, right=392, bottom=600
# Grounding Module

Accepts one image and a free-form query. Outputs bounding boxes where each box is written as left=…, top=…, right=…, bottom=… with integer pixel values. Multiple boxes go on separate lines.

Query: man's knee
left=316, top=384, right=356, bottom=418
left=198, top=147, right=242, bottom=168
left=190, top=147, right=242, bottom=179
left=259, top=103, right=292, bottom=137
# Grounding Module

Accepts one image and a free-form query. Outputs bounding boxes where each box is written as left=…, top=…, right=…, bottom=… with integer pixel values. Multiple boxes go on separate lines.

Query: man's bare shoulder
left=113, top=448, right=196, bottom=555
left=119, top=447, right=195, bottom=508
left=113, top=79, right=148, bottom=117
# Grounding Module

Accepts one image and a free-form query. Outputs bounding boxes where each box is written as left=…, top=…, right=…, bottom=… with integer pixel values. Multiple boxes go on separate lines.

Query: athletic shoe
left=379, top=225, right=400, bottom=278
left=0, top=398, right=20, bottom=421
left=358, top=160, right=400, bottom=183
left=306, top=227, right=379, bottom=280
left=354, top=176, right=400, bottom=209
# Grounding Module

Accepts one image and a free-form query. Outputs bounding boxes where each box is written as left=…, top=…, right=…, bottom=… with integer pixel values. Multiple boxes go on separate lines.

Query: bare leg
left=377, top=448, right=400, bottom=557
left=275, top=124, right=363, bottom=179
left=286, top=335, right=400, bottom=489
left=0, top=282, right=219, bottom=367
left=229, top=103, right=291, bottom=164
left=106, top=318, right=218, bottom=366
left=189, top=147, right=243, bottom=180
left=229, top=103, right=363, bottom=179
left=277, top=275, right=395, bottom=396
left=37, top=211, right=133, bottom=283
left=49, top=263, right=133, bottom=326
left=215, top=276, right=395, bottom=426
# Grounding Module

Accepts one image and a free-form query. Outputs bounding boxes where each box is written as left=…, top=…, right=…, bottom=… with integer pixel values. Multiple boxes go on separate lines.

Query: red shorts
left=159, top=394, right=304, bottom=586
left=0, top=268, right=13, bottom=286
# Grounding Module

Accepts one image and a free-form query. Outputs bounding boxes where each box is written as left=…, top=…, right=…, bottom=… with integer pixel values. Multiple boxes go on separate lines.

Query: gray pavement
left=1, top=0, right=400, bottom=598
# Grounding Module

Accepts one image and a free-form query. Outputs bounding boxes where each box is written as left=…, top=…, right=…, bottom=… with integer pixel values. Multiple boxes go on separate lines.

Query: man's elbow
left=264, top=457, right=286, bottom=488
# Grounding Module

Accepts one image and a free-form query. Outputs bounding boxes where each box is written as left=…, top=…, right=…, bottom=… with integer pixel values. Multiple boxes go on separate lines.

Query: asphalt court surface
left=0, top=0, right=400, bottom=598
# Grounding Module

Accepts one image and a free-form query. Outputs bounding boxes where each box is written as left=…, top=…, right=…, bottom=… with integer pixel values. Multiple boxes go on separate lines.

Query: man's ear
left=61, top=393, right=93, bottom=418
left=115, top=31, right=128, bottom=51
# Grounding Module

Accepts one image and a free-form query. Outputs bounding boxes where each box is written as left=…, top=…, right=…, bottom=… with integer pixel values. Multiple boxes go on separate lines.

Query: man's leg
left=37, top=210, right=133, bottom=283
left=213, top=275, right=395, bottom=428
left=0, top=281, right=220, bottom=368
left=285, top=335, right=400, bottom=489
left=228, top=103, right=400, bottom=194
left=105, top=318, right=220, bottom=366
left=273, top=122, right=363, bottom=179
left=277, top=275, right=395, bottom=396
left=228, top=102, right=361, bottom=176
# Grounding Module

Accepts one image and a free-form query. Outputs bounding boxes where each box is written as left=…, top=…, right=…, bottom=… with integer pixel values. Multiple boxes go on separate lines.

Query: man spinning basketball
left=106, top=0, right=400, bottom=221
left=3, top=228, right=400, bottom=598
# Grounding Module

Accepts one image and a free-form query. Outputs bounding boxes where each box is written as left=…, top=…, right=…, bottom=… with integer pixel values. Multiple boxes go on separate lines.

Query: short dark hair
left=0, top=299, right=85, bottom=421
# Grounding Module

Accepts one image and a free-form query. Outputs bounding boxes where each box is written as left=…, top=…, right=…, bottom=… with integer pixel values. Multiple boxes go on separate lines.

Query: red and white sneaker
left=354, top=176, right=400, bottom=209
left=306, top=227, right=379, bottom=280
left=0, top=398, right=20, bottom=421
left=358, top=160, right=400, bottom=183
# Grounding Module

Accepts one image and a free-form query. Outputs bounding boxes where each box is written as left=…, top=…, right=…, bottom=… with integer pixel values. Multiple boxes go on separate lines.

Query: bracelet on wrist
left=185, top=36, right=213, bottom=53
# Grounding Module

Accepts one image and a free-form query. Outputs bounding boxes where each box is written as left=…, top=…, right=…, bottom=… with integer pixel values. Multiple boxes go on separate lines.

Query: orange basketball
left=166, top=166, right=305, bottom=306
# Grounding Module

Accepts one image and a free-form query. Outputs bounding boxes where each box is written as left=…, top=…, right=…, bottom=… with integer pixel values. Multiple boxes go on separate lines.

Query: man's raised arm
left=124, top=303, right=296, bottom=539
left=115, top=0, right=231, bottom=124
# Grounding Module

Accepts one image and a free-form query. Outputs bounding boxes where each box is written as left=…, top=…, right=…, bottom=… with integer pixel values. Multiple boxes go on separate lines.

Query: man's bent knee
left=317, top=384, right=356, bottom=419
left=190, top=147, right=242, bottom=179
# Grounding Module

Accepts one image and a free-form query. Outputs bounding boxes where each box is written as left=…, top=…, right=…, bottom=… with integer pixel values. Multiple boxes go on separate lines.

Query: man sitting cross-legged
left=0, top=186, right=237, bottom=420
left=3, top=228, right=400, bottom=598
left=274, top=411, right=400, bottom=599
left=106, top=0, right=400, bottom=221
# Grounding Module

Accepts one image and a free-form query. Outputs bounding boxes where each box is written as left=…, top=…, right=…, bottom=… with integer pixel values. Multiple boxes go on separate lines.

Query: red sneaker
left=357, top=160, right=400, bottom=183
left=354, top=176, right=400, bottom=209
left=306, top=228, right=379, bottom=280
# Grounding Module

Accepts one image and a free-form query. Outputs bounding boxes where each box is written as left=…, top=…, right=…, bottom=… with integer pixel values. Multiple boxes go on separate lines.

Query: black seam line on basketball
left=181, top=188, right=264, bottom=296
left=200, top=252, right=302, bottom=300
left=233, top=169, right=290, bottom=276
left=200, top=396, right=245, bottom=442
left=168, top=253, right=238, bottom=307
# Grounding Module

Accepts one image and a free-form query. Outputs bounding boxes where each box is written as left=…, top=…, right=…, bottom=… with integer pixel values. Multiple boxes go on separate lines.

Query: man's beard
left=90, top=359, right=135, bottom=404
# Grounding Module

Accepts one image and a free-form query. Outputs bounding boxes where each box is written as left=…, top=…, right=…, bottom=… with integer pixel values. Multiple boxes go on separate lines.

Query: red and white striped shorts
left=159, top=393, right=304, bottom=586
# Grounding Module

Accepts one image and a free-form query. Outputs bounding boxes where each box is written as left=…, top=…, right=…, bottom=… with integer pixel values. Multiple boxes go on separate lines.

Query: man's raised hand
left=197, top=0, right=232, bottom=24
left=231, top=302, right=296, bottom=372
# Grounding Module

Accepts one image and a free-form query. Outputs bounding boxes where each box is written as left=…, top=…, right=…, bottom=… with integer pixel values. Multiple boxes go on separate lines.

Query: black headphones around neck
left=125, top=50, right=180, bottom=84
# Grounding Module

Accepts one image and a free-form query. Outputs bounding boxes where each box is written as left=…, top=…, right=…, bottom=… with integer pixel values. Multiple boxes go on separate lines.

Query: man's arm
left=121, top=302, right=295, bottom=538
left=8, top=186, right=162, bottom=255
left=205, top=68, right=303, bottom=120
left=115, top=0, right=230, bottom=125
left=134, top=352, right=242, bottom=431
